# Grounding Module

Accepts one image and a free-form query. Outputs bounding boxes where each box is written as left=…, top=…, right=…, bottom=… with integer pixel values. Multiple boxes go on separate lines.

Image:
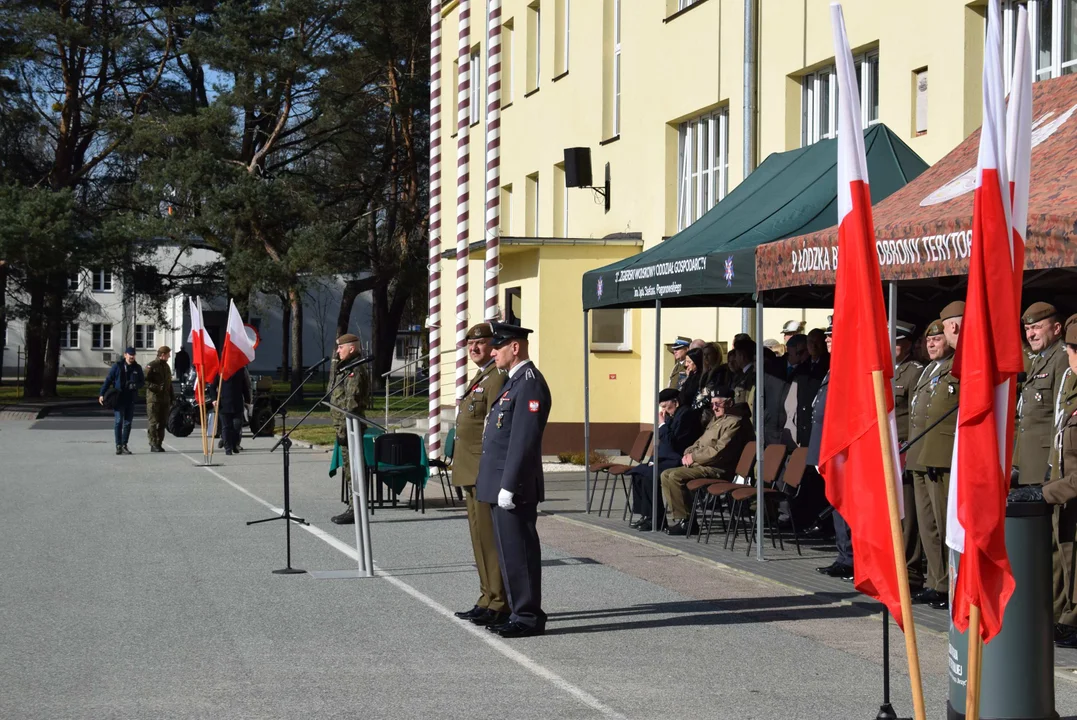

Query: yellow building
left=434, top=0, right=1069, bottom=451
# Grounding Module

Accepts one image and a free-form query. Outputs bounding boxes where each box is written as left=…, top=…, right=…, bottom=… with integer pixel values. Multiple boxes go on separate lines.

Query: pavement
left=2, top=408, right=1076, bottom=720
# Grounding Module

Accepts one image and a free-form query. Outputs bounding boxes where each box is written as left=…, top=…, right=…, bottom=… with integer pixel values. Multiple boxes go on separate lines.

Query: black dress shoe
left=816, top=562, right=838, bottom=575
left=914, top=589, right=942, bottom=605
left=454, top=605, right=484, bottom=620
left=331, top=509, right=355, bottom=525
left=1055, top=623, right=1077, bottom=643
left=472, top=610, right=510, bottom=627
left=495, top=620, right=545, bottom=638
left=1056, top=626, right=1077, bottom=648
left=929, top=593, right=949, bottom=610
left=635, top=520, right=653, bottom=532
left=630, top=517, right=647, bottom=529
left=486, top=618, right=514, bottom=634
left=817, top=562, right=854, bottom=579
left=664, top=519, right=698, bottom=536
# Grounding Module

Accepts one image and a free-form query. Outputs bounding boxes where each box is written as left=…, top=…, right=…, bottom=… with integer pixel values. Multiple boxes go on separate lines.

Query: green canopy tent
left=579, top=124, right=928, bottom=556
left=582, top=124, right=928, bottom=310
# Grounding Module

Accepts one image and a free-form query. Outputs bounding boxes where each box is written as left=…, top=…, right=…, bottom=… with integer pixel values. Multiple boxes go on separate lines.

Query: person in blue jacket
left=99, top=347, right=145, bottom=455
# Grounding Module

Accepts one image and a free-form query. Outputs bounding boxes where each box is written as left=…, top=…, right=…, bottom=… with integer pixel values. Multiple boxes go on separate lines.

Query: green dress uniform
left=912, top=347, right=959, bottom=595
left=1049, top=365, right=1077, bottom=626
left=144, top=352, right=174, bottom=450
left=453, top=343, right=508, bottom=615
left=330, top=342, right=370, bottom=509
left=1017, top=338, right=1068, bottom=486
left=895, top=352, right=925, bottom=589
left=668, top=360, right=687, bottom=390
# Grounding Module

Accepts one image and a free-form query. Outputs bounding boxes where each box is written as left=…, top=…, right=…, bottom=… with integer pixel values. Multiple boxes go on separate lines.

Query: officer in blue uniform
left=476, top=322, right=552, bottom=638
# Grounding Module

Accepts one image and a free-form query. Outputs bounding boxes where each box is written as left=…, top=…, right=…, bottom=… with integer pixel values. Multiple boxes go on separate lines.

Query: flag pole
left=966, top=604, right=984, bottom=720
left=871, top=369, right=927, bottom=720
left=198, top=371, right=208, bottom=461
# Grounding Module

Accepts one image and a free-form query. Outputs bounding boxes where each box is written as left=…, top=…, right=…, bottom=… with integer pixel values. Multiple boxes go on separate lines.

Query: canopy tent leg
left=888, top=282, right=898, bottom=357
left=584, top=310, right=591, bottom=513
left=755, top=299, right=765, bottom=560
left=653, top=300, right=662, bottom=533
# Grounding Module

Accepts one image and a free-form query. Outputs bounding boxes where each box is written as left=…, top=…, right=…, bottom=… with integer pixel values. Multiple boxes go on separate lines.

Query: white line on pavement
left=167, top=443, right=627, bottom=720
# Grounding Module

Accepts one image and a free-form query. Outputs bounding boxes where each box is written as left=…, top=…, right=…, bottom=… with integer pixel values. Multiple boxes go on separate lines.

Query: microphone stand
left=247, top=356, right=331, bottom=575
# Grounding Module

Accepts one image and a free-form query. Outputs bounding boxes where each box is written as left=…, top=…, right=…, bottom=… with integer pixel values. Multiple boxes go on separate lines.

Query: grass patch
left=277, top=424, right=337, bottom=447
left=0, top=381, right=104, bottom=402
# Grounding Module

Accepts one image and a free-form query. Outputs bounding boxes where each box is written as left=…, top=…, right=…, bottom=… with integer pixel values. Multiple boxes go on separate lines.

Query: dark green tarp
left=582, top=124, right=929, bottom=310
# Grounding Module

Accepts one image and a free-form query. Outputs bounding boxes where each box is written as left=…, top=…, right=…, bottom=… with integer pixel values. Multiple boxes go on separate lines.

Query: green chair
left=372, top=432, right=428, bottom=513
left=429, top=427, right=458, bottom=507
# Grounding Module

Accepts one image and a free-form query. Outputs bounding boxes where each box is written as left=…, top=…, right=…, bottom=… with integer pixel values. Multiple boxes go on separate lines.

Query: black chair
left=372, top=433, right=427, bottom=513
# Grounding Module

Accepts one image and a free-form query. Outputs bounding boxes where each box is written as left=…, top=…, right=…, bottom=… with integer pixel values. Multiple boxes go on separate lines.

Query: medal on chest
left=496, top=412, right=504, bottom=429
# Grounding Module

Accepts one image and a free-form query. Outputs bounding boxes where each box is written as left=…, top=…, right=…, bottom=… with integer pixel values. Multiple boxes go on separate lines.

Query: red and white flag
left=945, top=0, right=1024, bottom=643
left=220, top=299, right=256, bottom=381
left=818, top=3, right=906, bottom=627
left=189, top=297, right=220, bottom=387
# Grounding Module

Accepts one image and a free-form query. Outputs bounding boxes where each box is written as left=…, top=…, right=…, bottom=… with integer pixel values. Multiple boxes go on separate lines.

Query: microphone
left=337, top=355, right=374, bottom=373
left=313, top=355, right=332, bottom=367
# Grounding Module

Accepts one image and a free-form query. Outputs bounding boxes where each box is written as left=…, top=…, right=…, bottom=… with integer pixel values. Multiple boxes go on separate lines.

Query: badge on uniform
left=496, top=412, right=504, bottom=428
left=500, top=392, right=510, bottom=406
left=529, top=400, right=540, bottom=413
left=948, top=384, right=955, bottom=395
left=474, top=387, right=484, bottom=394
left=1035, top=391, right=1043, bottom=402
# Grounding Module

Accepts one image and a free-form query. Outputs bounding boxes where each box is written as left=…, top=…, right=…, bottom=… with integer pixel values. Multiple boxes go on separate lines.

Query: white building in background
left=0, top=242, right=420, bottom=380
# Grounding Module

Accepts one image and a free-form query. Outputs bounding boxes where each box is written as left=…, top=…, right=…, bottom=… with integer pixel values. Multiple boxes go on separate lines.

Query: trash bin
left=947, top=501, right=1057, bottom=720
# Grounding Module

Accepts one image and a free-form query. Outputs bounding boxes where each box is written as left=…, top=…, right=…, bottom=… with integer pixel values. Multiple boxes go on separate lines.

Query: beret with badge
left=466, top=322, right=494, bottom=340
left=1065, top=313, right=1077, bottom=345
left=1022, top=301, right=1058, bottom=325
left=926, top=319, right=945, bottom=337
left=336, top=333, right=360, bottom=345
left=157, top=345, right=172, bottom=354
left=940, top=301, right=965, bottom=321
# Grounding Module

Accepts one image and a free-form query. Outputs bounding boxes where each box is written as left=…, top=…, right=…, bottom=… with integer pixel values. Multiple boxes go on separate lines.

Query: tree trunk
left=42, top=286, right=62, bottom=397
left=370, top=282, right=410, bottom=386
left=0, top=261, right=7, bottom=386
left=280, top=295, right=291, bottom=381
left=289, top=285, right=303, bottom=399
left=335, top=276, right=376, bottom=340
left=23, top=282, right=46, bottom=398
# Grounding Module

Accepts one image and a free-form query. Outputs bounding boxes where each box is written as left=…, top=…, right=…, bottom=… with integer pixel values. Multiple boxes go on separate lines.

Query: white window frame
left=532, top=2, right=541, bottom=91
left=92, top=323, right=112, bottom=350
left=678, top=0, right=700, bottom=8
left=469, top=45, right=482, bottom=126
left=61, top=322, right=79, bottom=349
left=67, top=272, right=80, bottom=291
left=562, top=0, right=570, bottom=72
left=590, top=308, right=632, bottom=352
left=801, top=51, right=879, bottom=146
left=612, top=0, right=621, bottom=135
left=134, top=324, right=155, bottom=350
left=1004, top=0, right=1077, bottom=90
left=503, top=19, right=515, bottom=103
left=533, top=176, right=540, bottom=236
left=92, top=269, right=113, bottom=293
left=677, top=108, right=730, bottom=231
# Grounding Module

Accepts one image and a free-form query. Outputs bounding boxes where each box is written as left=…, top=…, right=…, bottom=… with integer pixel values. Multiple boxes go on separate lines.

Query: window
left=555, top=0, right=570, bottom=76
left=92, top=323, right=112, bottom=350
left=470, top=45, right=482, bottom=126
left=590, top=309, right=631, bottom=352
left=60, top=323, right=79, bottom=349
left=613, top=0, right=622, bottom=135
left=67, top=272, right=80, bottom=291
left=1004, top=0, right=1077, bottom=87
left=134, top=324, right=155, bottom=349
left=526, top=2, right=541, bottom=93
left=92, top=269, right=113, bottom=293
left=677, top=108, right=729, bottom=230
left=503, top=19, right=515, bottom=103
left=526, top=172, right=540, bottom=236
left=914, top=68, right=928, bottom=136
left=801, top=51, right=879, bottom=146
left=679, top=0, right=701, bottom=8
left=501, top=184, right=513, bottom=234
left=505, top=287, right=522, bottom=326
left=553, top=163, right=568, bottom=237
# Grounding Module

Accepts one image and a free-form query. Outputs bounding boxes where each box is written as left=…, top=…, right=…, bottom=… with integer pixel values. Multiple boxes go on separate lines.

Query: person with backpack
left=99, top=347, right=145, bottom=455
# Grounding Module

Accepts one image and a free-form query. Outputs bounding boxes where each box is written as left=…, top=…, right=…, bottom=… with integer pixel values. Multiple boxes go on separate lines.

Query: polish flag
left=818, top=3, right=906, bottom=627
left=219, top=299, right=256, bottom=381
left=944, top=0, right=1024, bottom=643
left=189, top=297, right=219, bottom=386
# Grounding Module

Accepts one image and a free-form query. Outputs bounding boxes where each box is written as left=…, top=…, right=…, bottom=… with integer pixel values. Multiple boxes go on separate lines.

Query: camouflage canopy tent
left=754, top=73, right=1077, bottom=325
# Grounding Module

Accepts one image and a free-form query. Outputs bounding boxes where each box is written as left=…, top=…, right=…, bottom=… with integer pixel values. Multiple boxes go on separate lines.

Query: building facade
left=434, top=0, right=1067, bottom=452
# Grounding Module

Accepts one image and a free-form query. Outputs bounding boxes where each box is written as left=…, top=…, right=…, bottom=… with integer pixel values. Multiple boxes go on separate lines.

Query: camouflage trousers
left=338, top=434, right=352, bottom=507
left=147, top=401, right=170, bottom=447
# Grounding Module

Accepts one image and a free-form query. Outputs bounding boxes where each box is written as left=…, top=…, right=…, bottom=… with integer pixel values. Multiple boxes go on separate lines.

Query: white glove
left=497, top=488, right=515, bottom=510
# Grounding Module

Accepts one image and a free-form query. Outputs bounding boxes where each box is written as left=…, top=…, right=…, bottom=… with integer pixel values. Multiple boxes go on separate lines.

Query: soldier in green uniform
left=667, top=337, right=690, bottom=389
left=1010, top=315, right=1077, bottom=647
left=893, top=321, right=924, bottom=592
left=1015, top=302, right=1067, bottom=486
left=911, top=314, right=960, bottom=610
left=452, top=323, right=509, bottom=626
left=330, top=333, right=370, bottom=525
left=144, top=346, right=174, bottom=453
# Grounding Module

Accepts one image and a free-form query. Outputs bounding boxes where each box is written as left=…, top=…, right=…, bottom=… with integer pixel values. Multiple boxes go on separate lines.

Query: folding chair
left=588, top=430, right=652, bottom=514
left=371, top=433, right=427, bottom=513
left=603, top=436, right=654, bottom=522
left=695, top=441, right=757, bottom=543
left=726, top=444, right=789, bottom=551
left=428, top=427, right=458, bottom=507
left=739, top=446, right=809, bottom=557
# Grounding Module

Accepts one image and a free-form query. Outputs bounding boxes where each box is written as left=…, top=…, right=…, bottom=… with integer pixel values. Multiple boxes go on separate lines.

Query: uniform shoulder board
left=524, top=368, right=536, bottom=380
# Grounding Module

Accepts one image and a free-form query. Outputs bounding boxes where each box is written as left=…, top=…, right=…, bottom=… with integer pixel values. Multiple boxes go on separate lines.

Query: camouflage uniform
left=331, top=345, right=370, bottom=509
left=144, top=350, right=174, bottom=450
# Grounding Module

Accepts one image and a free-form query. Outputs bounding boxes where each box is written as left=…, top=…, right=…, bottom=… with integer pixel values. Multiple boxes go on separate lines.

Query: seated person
left=628, top=388, right=703, bottom=532
left=661, top=390, right=755, bottom=536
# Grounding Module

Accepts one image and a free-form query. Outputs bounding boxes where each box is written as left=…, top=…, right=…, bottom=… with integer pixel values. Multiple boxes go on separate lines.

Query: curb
left=0, top=399, right=100, bottom=421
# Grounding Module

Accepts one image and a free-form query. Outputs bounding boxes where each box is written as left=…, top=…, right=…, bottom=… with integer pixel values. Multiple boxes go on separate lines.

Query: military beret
left=157, top=345, right=172, bottom=354
left=940, top=301, right=965, bottom=320
left=658, top=388, right=680, bottom=403
left=1067, top=322, right=1077, bottom=346
left=895, top=321, right=916, bottom=340
left=466, top=322, right=494, bottom=340
left=1066, top=313, right=1077, bottom=329
left=1022, top=301, right=1058, bottom=325
left=926, top=319, right=945, bottom=336
left=782, top=320, right=805, bottom=334
left=665, top=336, right=691, bottom=351
left=489, top=322, right=533, bottom=348
left=709, top=385, right=735, bottom=399
left=336, top=333, right=360, bottom=345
